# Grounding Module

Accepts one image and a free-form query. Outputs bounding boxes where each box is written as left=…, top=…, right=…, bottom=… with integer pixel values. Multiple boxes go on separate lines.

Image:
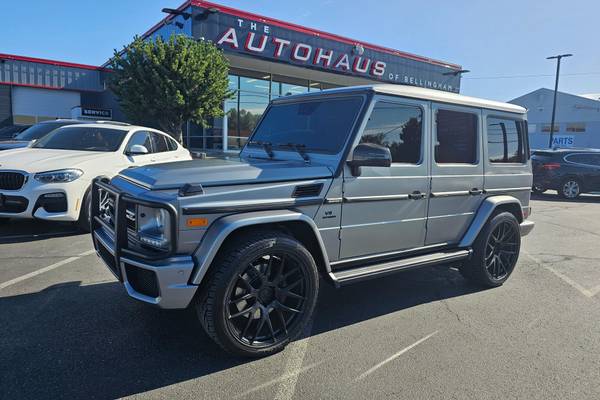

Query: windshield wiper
left=277, top=143, right=310, bottom=162
left=247, top=140, right=274, bottom=159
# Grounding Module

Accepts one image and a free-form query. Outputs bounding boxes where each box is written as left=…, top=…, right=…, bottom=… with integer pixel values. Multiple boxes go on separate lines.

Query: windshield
left=247, top=96, right=364, bottom=154
left=32, top=126, right=128, bottom=152
left=15, top=122, right=77, bottom=141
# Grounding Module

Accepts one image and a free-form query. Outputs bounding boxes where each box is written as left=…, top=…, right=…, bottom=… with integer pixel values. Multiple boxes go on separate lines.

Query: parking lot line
left=356, top=331, right=439, bottom=381
left=274, top=318, right=314, bottom=400
left=0, top=249, right=95, bottom=290
left=523, top=251, right=597, bottom=298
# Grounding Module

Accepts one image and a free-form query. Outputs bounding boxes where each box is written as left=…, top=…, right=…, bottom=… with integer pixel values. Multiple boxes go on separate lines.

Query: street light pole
left=546, top=54, right=572, bottom=148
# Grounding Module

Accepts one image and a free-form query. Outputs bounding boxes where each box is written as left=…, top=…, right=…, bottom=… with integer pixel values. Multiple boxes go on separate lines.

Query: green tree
left=108, top=34, right=232, bottom=142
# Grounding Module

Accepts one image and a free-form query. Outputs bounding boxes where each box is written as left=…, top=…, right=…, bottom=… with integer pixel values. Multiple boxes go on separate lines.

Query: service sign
left=193, top=6, right=462, bottom=93
left=81, top=107, right=112, bottom=119
left=552, top=135, right=575, bottom=148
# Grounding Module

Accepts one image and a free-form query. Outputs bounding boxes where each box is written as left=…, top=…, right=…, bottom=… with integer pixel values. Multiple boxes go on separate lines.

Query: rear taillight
left=542, top=163, right=561, bottom=170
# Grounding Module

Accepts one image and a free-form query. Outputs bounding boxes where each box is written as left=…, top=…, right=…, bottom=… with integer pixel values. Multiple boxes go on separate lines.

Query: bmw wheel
left=559, top=178, right=581, bottom=199
left=196, top=230, right=319, bottom=358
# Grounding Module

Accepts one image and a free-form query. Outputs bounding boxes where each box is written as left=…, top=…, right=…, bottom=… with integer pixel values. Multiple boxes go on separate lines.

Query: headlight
left=34, top=169, right=83, bottom=184
left=137, top=205, right=171, bottom=250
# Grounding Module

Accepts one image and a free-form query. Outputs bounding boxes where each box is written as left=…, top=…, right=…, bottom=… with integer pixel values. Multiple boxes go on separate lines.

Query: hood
left=0, top=148, right=108, bottom=173
left=118, top=157, right=334, bottom=190
left=0, top=140, right=31, bottom=151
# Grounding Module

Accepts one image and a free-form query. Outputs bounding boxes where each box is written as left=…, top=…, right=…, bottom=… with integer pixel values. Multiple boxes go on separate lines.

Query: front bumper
left=91, top=180, right=198, bottom=309
left=520, top=220, right=535, bottom=237
left=94, top=226, right=198, bottom=309
left=0, top=173, right=87, bottom=221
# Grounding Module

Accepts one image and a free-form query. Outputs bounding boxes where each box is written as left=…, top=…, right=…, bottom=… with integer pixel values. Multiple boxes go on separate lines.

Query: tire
left=196, top=230, right=319, bottom=358
left=460, top=211, right=521, bottom=288
left=559, top=178, right=582, bottom=199
left=531, top=184, right=546, bottom=194
left=77, top=189, right=92, bottom=232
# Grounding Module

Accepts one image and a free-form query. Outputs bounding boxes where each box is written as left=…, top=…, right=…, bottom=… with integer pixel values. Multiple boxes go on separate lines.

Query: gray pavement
left=1, top=193, right=600, bottom=399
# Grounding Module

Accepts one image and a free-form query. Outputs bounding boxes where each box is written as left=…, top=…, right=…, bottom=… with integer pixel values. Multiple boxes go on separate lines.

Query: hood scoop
left=292, top=183, right=324, bottom=198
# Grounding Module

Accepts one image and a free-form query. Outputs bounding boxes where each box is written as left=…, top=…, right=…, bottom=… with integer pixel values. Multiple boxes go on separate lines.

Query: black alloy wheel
left=197, top=231, right=319, bottom=357
left=225, top=253, right=308, bottom=347
left=484, top=221, right=519, bottom=280
left=460, top=211, right=521, bottom=287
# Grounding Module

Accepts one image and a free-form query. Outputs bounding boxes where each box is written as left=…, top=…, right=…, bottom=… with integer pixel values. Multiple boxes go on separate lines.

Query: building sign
left=193, top=5, right=462, bottom=93
left=81, top=107, right=112, bottom=119
left=552, top=135, right=575, bottom=147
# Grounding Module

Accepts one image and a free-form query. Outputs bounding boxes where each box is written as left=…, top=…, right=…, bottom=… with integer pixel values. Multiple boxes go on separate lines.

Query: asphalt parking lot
left=2, top=193, right=600, bottom=400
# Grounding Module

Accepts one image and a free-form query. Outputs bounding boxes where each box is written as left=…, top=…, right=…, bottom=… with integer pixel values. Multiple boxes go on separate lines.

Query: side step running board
left=329, top=249, right=472, bottom=287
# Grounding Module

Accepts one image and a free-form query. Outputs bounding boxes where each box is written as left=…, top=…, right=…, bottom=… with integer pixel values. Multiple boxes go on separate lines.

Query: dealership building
left=0, top=0, right=462, bottom=152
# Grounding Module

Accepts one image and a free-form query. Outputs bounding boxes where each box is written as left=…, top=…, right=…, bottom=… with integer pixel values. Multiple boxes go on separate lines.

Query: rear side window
left=435, top=109, right=478, bottom=164
left=151, top=132, right=169, bottom=153
left=487, top=117, right=526, bottom=163
left=360, top=102, right=423, bottom=164
left=166, top=136, right=178, bottom=151
left=566, top=153, right=600, bottom=166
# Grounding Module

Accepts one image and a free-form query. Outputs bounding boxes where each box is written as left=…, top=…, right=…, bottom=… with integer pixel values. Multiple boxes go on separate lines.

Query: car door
left=125, top=130, right=156, bottom=166
left=339, top=96, right=430, bottom=260
left=426, top=104, right=484, bottom=245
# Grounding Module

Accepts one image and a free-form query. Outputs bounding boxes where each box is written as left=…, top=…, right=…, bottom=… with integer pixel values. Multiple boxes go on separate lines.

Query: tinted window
left=127, top=131, right=153, bottom=153
left=15, top=122, right=79, bottom=141
left=166, top=137, right=178, bottom=151
left=487, top=117, right=526, bottom=163
left=33, top=127, right=127, bottom=152
left=360, top=102, right=422, bottom=164
left=567, top=153, right=600, bottom=166
left=435, top=109, right=478, bottom=164
left=151, top=132, right=169, bottom=153
left=248, top=96, right=364, bottom=154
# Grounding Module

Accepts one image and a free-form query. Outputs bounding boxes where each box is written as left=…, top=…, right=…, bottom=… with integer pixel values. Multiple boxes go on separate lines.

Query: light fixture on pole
left=546, top=53, right=572, bottom=148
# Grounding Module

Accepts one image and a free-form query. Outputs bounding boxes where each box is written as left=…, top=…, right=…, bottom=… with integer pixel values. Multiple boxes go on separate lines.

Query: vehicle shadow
left=0, top=219, right=82, bottom=244
left=0, top=267, right=481, bottom=399
left=531, top=191, right=600, bottom=204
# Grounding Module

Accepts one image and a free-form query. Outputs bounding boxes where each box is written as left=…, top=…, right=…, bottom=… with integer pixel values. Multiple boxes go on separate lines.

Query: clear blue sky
left=2, top=0, right=598, bottom=101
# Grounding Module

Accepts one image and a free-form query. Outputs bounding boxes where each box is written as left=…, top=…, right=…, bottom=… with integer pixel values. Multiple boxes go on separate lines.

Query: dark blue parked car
left=532, top=148, right=600, bottom=199
left=0, top=119, right=84, bottom=151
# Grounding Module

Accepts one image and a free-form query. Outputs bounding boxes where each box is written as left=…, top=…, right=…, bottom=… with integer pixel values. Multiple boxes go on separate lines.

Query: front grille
left=97, top=187, right=117, bottom=229
left=125, top=202, right=137, bottom=231
left=0, top=172, right=26, bottom=190
left=124, top=263, right=159, bottom=298
left=0, top=195, right=28, bottom=213
left=97, top=240, right=120, bottom=280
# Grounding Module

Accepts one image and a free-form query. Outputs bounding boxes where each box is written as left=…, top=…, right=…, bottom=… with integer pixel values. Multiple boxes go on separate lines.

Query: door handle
left=469, top=188, right=483, bottom=196
left=409, top=191, right=427, bottom=200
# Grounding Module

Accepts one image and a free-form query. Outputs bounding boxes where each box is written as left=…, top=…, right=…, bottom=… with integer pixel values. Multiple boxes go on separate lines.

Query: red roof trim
left=189, top=0, right=461, bottom=70
left=0, top=53, right=109, bottom=72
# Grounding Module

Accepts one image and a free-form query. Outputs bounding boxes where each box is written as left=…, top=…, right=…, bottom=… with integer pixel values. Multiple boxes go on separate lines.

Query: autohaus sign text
left=200, top=14, right=461, bottom=93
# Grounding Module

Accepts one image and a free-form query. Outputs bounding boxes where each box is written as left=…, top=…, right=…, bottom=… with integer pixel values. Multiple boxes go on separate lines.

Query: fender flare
left=458, top=195, right=523, bottom=248
left=189, top=209, right=331, bottom=285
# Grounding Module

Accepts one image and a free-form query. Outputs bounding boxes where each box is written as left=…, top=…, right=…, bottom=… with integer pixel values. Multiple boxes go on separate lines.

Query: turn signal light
left=542, top=163, right=561, bottom=170
left=186, top=217, right=209, bottom=227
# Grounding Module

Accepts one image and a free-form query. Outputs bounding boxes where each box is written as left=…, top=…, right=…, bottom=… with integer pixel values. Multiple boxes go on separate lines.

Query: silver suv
left=91, top=85, right=534, bottom=357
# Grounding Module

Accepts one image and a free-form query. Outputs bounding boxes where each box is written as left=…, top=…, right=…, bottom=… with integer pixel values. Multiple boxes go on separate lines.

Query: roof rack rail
left=93, top=120, right=131, bottom=126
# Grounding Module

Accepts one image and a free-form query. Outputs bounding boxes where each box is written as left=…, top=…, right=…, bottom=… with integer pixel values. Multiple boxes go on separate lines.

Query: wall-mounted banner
left=192, top=4, right=462, bottom=93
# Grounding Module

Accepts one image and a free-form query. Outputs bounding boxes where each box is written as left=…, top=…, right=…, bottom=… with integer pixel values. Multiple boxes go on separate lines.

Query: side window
left=487, top=117, right=526, bottom=163
left=126, top=131, right=152, bottom=153
left=435, top=109, right=478, bottom=164
left=151, top=132, right=169, bottom=153
left=360, top=102, right=423, bottom=164
left=166, top=137, right=179, bottom=151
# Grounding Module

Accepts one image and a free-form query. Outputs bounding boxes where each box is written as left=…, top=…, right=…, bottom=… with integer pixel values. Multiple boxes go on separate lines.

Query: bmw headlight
left=137, top=205, right=172, bottom=250
left=34, top=169, right=83, bottom=184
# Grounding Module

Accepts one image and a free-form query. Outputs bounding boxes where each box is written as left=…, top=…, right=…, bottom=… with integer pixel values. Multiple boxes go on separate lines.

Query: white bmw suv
left=0, top=122, right=191, bottom=230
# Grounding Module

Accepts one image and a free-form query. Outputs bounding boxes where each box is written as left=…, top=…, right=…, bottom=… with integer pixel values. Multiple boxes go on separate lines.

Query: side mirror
left=347, top=143, right=392, bottom=176
left=127, top=144, right=149, bottom=156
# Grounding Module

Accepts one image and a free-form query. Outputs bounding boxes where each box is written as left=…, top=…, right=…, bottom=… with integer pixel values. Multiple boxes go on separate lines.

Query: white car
left=0, top=122, right=191, bottom=229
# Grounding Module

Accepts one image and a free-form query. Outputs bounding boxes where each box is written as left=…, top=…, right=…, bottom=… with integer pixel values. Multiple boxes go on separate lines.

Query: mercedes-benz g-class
left=91, top=84, right=534, bottom=357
